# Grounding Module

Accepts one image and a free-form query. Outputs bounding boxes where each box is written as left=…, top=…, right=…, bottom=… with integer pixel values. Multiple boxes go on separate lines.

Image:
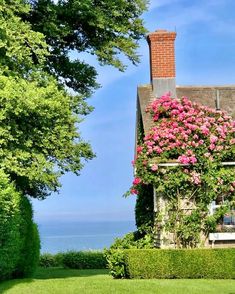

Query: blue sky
left=32, top=0, right=235, bottom=223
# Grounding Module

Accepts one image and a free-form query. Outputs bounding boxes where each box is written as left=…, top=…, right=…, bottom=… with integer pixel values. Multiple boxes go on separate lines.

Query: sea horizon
left=37, top=220, right=136, bottom=254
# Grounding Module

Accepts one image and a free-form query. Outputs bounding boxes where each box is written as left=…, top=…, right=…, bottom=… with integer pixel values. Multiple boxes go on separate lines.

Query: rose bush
left=129, top=93, right=235, bottom=247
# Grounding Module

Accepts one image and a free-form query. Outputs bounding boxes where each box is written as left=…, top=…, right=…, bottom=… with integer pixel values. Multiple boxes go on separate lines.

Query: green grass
left=0, top=268, right=234, bottom=294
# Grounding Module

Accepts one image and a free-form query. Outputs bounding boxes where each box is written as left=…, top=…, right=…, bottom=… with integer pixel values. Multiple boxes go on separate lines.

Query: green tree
left=0, top=2, right=93, bottom=198
left=0, top=1, right=148, bottom=199
left=25, top=0, right=148, bottom=96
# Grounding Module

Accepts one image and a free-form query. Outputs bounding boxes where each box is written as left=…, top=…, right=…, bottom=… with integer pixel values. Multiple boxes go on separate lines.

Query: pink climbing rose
left=129, top=94, right=235, bottom=194
left=133, top=177, right=141, bottom=185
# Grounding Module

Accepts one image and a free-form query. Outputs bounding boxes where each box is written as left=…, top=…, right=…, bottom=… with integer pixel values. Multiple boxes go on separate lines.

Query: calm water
left=38, top=221, right=136, bottom=253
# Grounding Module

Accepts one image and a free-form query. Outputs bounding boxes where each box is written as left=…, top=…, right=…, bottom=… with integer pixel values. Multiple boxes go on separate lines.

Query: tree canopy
left=25, top=0, right=148, bottom=96
left=0, top=1, right=148, bottom=199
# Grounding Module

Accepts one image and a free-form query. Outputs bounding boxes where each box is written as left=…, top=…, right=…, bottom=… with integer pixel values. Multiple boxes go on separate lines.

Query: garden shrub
left=105, top=249, right=126, bottom=279
left=120, top=249, right=235, bottom=279
left=39, top=251, right=107, bottom=269
left=54, top=252, right=65, bottom=267
left=62, top=251, right=107, bottom=269
left=39, top=253, right=64, bottom=268
left=0, top=171, right=22, bottom=281
left=109, top=231, right=154, bottom=250
left=105, top=231, right=154, bottom=278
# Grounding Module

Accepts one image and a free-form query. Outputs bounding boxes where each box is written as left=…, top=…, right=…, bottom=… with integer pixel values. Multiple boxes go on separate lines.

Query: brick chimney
left=147, top=29, right=177, bottom=98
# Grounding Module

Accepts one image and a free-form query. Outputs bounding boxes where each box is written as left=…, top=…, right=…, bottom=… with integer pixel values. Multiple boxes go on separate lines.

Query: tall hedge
left=0, top=171, right=22, bottom=280
left=13, top=196, right=40, bottom=278
left=125, top=249, right=235, bottom=279
left=0, top=170, right=40, bottom=280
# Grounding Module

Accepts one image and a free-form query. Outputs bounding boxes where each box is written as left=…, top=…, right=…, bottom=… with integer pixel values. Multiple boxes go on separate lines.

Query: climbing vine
left=129, top=94, right=235, bottom=248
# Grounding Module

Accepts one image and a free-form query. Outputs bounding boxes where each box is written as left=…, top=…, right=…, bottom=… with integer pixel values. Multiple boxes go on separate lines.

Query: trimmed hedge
left=14, top=196, right=40, bottom=278
left=108, top=249, right=235, bottom=279
left=0, top=170, right=40, bottom=280
left=14, top=223, right=40, bottom=278
left=39, top=251, right=107, bottom=269
left=62, top=251, right=107, bottom=269
left=0, top=171, right=22, bottom=281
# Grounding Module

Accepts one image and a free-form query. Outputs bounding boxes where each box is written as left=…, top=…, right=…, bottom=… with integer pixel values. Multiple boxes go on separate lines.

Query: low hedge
left=40, top=251, right=107, bottom=269
left=39, top=253, right=63, bottom=268
left=62, top=251, right=107, bottom=269
left=108, top=249, right=235, bottom=279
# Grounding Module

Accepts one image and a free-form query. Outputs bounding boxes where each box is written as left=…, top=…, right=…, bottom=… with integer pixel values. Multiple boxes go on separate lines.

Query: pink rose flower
left=190, top=171, right=201, bottom=185
left=210, top=135, right=218, bottom=144
left=136, top=146, right=143, bottom=153
left=133, top=177, right=141, bottom=185
left=130, top=188, right=138, bottom=195
left=151, top=164, right=158, bottom=171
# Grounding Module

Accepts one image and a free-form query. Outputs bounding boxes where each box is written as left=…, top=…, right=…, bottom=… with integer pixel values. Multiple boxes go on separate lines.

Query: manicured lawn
left=0, top=268, right=234, bottom=294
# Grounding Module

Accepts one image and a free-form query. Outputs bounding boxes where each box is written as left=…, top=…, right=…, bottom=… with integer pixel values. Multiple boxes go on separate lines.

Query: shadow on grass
left=34, top=267, right=109, bottom=279
left=0, top=278, right=34, bottom=293
left=0, top=268, right=109, bottom=293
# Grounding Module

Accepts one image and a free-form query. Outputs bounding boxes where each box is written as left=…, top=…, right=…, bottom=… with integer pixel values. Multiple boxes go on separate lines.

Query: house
left=136, top=29, right=235, bottom=248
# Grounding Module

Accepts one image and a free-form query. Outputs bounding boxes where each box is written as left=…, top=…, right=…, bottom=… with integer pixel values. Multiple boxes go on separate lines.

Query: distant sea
left=37, top=221, right=136, bottom=254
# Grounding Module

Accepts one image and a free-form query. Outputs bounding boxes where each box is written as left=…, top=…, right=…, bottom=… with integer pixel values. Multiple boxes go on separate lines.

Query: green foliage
left=61, top=251, right=107, bottom=269
left=27, top=0, right=148, bottom=95
left=0, top=1, right=48, bottom=76
left=105, top=249, right=126, bottom=279
left=112, top=249, right=235, bottom=279
left=105, top=231, right=154, bottom=279
left=0, top=170, right=40, bottom=280
left=110, top=231, right=154, bottom=250
left=0, top=73, right=94, bottom=199
left=39, top=253, right=63, bottom=268
left=0, top=170, right=22, bottom=281
left=204, top=205, right=229, bottom=233
left=39, top=251, right=106, bottom=269
left=135, top=184, right=154, bottom=230
left=0, top=0, right=148, bottom=199
left=0, top=1, right=95, bottom=199
left=13, top=197, right=40, bottom=278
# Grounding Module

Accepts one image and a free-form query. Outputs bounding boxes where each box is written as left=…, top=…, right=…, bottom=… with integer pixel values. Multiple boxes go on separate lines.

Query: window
left=209, top=200, right=235, bottom=227
left=223, top=209, right=235, bottom=226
